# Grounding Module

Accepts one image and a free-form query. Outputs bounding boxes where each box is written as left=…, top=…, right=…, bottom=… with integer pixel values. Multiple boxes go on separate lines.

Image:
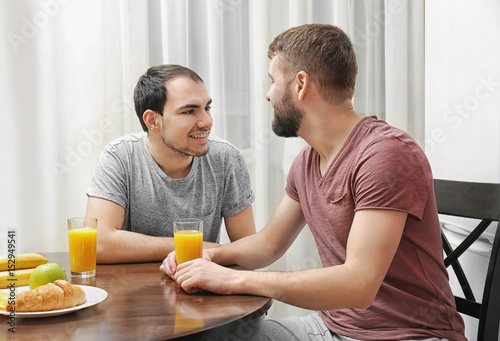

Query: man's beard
left=271, top=88, right=304, bottom=138
left=160, top=128, right=209, bottom=158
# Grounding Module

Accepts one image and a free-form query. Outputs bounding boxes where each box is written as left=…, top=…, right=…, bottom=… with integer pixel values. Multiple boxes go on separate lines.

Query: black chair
left=434, top=179, right=500, bottom=341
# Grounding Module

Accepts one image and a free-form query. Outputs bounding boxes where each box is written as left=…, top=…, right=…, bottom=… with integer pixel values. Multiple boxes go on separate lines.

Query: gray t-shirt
left=87, top=132, right=255, bottom=242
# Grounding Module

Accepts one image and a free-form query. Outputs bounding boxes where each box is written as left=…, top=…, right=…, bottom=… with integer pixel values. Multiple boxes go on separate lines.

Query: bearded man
left=161, top=25, right=466, bottom=341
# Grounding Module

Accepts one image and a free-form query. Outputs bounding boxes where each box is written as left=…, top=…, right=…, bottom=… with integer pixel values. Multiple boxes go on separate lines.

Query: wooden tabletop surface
left=0, top=252, right=272, bottom=340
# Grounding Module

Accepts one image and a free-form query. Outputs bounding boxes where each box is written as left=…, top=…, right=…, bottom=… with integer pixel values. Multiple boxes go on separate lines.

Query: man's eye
left=205, top=106, right=212, bottom=112
left=183, top=109, right=194, bottom=114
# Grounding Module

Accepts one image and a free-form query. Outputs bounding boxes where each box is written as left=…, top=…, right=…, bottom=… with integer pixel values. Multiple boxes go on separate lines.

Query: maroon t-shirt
left=286, top=116, right=466, bottom=341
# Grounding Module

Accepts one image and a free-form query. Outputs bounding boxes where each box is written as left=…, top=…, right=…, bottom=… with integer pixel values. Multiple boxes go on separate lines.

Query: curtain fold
left=0, top=0, right=148, bottom=253
left=384, top=0, right=425, bottom=146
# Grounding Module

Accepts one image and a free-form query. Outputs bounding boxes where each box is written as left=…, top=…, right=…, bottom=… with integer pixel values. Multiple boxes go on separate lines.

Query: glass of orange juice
left=68, top=217, right=97, bottom=278
left=174, top=218, right=203, bottom=264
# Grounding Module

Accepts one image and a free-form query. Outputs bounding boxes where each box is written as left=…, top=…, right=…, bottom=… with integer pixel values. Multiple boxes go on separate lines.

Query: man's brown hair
left=268, top=24, right=357, bottom=105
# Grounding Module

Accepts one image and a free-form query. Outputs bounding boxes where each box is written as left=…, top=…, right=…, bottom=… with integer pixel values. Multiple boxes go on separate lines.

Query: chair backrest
left=434, top=179, right=500, bottom=341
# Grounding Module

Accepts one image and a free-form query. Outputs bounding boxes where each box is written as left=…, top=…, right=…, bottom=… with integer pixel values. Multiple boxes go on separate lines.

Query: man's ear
left=143, top=110, right=160, bottom=132
left=295, top=71, right=309, bottom=101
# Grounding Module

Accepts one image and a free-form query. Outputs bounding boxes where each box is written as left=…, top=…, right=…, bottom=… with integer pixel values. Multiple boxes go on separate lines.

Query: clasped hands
left=159, top=250, right=239, bottom=295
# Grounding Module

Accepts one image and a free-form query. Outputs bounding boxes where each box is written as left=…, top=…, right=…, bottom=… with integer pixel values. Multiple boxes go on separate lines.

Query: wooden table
left=0, top=252, right=272, bottom=340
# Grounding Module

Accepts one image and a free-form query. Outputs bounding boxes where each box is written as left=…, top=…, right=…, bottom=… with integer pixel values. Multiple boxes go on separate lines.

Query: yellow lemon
left=0, top=292, right=10, bottom=310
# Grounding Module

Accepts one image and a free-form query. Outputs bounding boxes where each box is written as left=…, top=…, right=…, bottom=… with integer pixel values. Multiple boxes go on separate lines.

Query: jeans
left=256, top=312, right=448, bottom=341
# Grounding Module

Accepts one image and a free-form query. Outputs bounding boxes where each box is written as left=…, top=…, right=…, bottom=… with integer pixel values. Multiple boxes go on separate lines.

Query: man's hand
left=160, top=249, right=213, bottom=279
left=159, top=251, right=177, bottom=278
left=170, top=258, right=245, bottom=295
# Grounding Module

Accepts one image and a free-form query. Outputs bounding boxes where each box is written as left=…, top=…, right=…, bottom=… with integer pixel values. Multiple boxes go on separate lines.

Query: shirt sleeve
left=285, top=146, right=310, bottom=202
left=221, top=151, right=255, bottom=217
left=353, top=137, right=431, bottom=221
left=285, top=160, right=300, bottom=202
left=86, top=145, right=129, bottom=209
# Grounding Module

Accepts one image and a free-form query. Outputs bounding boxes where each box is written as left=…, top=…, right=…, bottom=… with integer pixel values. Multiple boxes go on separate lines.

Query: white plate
left=0, top=285, right=108, bottom=318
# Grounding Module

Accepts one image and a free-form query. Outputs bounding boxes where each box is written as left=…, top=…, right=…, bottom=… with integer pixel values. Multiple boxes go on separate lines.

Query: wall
left=425, top=0, right=500, bottom=183
left=425, top=1, right=500, bottom=340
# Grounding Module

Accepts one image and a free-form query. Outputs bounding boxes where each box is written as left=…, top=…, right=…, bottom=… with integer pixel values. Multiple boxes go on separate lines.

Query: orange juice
left=174, top=305, right=204, bottom=332
left=174, top=230, right=203, bottom=264
left=68, top=227, right=97, bottom=272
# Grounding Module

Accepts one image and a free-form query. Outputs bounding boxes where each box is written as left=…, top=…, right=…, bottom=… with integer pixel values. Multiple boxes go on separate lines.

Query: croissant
left=6, top=280, right=86, bottom=312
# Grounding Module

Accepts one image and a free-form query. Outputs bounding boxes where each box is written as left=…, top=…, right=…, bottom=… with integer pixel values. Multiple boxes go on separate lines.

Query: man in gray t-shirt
left=86, top=64, right=256, bottom=264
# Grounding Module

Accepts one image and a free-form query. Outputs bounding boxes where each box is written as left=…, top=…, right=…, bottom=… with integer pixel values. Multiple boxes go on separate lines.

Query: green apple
left=29, top=263, right=68, bottom=290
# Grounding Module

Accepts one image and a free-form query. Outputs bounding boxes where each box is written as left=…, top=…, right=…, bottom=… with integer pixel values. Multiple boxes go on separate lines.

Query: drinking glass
left=68, top=217, right=97, bottom=278
left=174, top=218, right=203, bottom=264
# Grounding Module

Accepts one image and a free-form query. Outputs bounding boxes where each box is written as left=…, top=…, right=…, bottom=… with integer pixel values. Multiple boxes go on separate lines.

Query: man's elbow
left=349, top=280, right=380, bottom=309
left=351, top=293, right=376, bottom=310
left=96, top=239, right=112, bottom=264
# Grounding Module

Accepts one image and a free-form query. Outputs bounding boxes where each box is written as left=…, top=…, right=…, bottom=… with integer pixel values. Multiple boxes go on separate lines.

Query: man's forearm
left=237, top=265, right=375, bottom=311
left=208, top=231, right=283, bottom=269
left=97, top=230, right=221, bottom=264
left=97, top=229, right=175, bottom=264
left=209, top=195, right=305, bottom=269
left=174, top=258, right=379, bottom=311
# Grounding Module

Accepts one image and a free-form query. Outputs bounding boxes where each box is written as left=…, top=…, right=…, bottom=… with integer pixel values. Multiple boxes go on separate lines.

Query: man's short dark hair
left=133, top=64, right=204, bottom=131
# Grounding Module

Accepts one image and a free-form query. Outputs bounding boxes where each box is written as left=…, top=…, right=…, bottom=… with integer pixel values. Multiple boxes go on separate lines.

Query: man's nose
left=198, top=111, right=213, bottom=128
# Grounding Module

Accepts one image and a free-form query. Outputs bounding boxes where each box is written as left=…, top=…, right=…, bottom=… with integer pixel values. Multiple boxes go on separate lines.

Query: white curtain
left=0, top=0, right=148, bottom=255
left=0, top=0, right=423, bottom=318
